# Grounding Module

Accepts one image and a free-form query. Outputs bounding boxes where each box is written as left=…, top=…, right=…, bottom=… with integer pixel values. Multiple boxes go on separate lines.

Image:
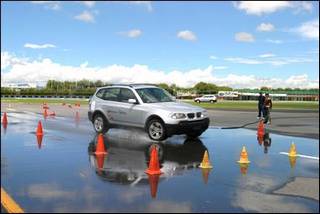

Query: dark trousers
left=258, top=104, right=263, bottom=117
left=263, top=107, right=270, bottom=123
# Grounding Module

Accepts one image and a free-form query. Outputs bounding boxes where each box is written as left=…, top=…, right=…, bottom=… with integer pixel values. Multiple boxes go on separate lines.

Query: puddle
left=1, top=111, right=319, bottom=212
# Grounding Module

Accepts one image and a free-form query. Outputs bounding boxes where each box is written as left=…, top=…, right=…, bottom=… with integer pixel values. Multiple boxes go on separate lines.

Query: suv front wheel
left=187, top=131, right=203, bottom=138
left=93, top=113, right=109, bottom=133
left=147, top=119, right=167, bottom=141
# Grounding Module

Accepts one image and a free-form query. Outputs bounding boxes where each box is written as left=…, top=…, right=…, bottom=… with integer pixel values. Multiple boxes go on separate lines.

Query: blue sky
left=1, top=1, right=319, bottom=88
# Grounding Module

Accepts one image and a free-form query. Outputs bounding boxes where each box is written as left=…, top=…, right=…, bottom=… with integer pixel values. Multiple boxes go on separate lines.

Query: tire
left=147, top=118, right=167, bottom=141
left=187, top=131, right=203, bottom=138
left=93, top=113, right=109, bottom=133
left=210, top=100, right=214, bottom=103
left=197, top=100, right=201, bottom=103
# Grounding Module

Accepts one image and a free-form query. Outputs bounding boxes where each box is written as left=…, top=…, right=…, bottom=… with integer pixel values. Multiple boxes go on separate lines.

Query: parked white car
left=194, top=95, right=217, bottom=103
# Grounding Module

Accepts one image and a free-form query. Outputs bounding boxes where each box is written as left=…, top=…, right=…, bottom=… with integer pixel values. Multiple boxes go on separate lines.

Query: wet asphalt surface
left=1, top=111, right=319, bottom=213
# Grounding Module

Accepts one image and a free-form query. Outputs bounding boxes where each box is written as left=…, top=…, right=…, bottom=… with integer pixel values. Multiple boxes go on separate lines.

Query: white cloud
left=225, top=57, right=261, bottom=64
left=225, top=56, right=315, bottom=66
left=209, top=55, right=218, bottom=60
left=257, top=23, right=275, bottom=32
left=259, top=53, right=275, bottom=58
left=119, top=29, right=142, bottom=38
left=31, top=1, right=61, bottom=10
left=82, top=1, right=95, bottom=8
left=1, top=52, right=28, bottom=70
left=1, top=52, right=318, bottom=89
left=235, top=32, right=255, bottom=42
left=129, top=1, right=153, bottom=12
left=74, top=11, right=95, bottom=23
left=292, top=19, right=319, bottom=40
left=24, top=43, right=56, bottom=49
left=213, top=66, right=228, bottom=70
left=233, top=1, right=313, bottom=16
left=266, top=39, right=283, bottom=44
left=177, top=30, right=197, bottom=41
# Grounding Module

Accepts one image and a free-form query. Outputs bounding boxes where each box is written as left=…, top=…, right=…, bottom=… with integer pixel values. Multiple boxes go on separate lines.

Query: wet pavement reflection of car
left=88, top=133, right=207, bottom=187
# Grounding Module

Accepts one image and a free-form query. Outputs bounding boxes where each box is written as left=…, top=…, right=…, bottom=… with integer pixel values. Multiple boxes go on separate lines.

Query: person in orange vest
left=263, top=93, right=272, bottom=124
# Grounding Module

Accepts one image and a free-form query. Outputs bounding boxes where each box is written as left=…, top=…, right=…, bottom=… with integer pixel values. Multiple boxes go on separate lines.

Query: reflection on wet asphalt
left=1, top=112, right=319, bottom=212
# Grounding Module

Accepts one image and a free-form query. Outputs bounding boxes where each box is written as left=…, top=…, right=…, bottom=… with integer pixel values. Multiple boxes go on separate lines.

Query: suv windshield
left=136, top=88, right=174, bottom=103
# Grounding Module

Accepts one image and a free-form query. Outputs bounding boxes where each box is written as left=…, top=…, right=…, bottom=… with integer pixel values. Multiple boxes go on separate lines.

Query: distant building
left=2, top=83, right=38, bottom=89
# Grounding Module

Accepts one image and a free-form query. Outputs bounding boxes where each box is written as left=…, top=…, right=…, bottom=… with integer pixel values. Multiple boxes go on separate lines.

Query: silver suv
left=194, top=95, right=217, bottom=103
left=88, top=84, right=210, bottom=141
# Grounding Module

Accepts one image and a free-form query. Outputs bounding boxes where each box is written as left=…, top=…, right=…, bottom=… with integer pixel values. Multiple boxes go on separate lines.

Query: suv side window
left=119, top=88, right=136, bottom=103
left=102, top=88, right=120, bottom=101
left=95, top=89, right=106, bottom=99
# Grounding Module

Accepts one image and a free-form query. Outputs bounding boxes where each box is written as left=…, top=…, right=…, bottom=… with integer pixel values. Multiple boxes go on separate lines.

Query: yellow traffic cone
left=288, top=156, right=297, bottom=168
left=288, top=142, right=297, bottom=157
left=199, top=150, right=213, bottom=169
left=237, top=146, right=250, bottom=164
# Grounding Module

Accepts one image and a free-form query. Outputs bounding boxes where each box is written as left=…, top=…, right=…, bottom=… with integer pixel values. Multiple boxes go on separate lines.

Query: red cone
left=145, top=146, right=162, bottom=175
left=36, top=121, right=43, bottom=136
left=96, top=154, right=105, bottom=174
left=37, top=134, right=43, bottom=149
left=148, top=174, right=160, bottom=198
left=2, top=112, right=8, bottom=125
left=95, top=134, right=107, bottom=155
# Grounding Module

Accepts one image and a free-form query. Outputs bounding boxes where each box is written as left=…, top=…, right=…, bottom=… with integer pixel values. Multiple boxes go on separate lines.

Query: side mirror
left=128, top=99, right=138, bottom=104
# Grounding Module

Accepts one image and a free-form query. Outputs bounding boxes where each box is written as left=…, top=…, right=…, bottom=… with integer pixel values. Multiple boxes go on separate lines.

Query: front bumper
left=165, top=118, right=210, bottom=136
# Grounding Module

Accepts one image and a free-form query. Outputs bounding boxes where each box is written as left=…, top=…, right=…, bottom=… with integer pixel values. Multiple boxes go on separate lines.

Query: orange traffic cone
left=75, top=111, right=80, bottom=122
left=43, top=103, right=49, bottom=110
left=36, top=121, right=44, bottom=136
left=288, top=142, right=297, bottom=157
left=201, top=168, right=211, bottom=184
left=43, top=109, right=48, bottom=118
left=239, top=163, right=249, bottom=175
left=148, top=174, right=160, bottom=198
left=145, top=146, right=162, bottom=175
left=36, top=134, right=43, bottom=149
left=95, top=134, right=107, bottom=155
left=2, top=112, right=8, bottom=125
left=199, top=150, right=213, bottom=169
left=96, top=154, right=105, bottom=174
left=237, top=146, right=250, bottom=164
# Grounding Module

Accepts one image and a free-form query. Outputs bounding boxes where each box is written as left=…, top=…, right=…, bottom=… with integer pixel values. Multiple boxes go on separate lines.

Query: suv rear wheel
left=147, top=119, right=167, bottom=141
left=93, top=113, right=109, bottom=133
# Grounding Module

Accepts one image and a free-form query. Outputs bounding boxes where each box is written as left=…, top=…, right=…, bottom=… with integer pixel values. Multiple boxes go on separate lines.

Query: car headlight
left=171, top=113, right=186, bottom=119
left=201, top=110, right=208, bottom=117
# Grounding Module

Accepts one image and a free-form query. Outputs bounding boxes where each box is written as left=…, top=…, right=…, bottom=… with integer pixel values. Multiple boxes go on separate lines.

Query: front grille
left=196, top=112, right=201, bottom=118
left=187, top=113, right=195, bottom=119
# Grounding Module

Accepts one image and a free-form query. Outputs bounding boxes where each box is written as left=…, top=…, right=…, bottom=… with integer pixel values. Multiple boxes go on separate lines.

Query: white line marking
left=279, top=152, right=319, bottom=160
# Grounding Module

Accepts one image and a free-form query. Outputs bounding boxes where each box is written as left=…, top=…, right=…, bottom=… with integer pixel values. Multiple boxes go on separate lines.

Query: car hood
left=145, top=101, right=204, bottom=113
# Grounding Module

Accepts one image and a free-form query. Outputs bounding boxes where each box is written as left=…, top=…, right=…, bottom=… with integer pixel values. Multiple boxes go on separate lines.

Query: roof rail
left=110, top=83, right=158, bottom=87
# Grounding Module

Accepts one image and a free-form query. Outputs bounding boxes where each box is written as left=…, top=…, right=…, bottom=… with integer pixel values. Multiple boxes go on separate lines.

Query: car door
left=116, top=88, right=144, bottom=127
left=100, top=87, right=121, bottom=124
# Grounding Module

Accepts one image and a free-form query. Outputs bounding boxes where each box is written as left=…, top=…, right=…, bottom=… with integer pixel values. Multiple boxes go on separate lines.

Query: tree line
left=1, top=80, right=318, bottom=96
